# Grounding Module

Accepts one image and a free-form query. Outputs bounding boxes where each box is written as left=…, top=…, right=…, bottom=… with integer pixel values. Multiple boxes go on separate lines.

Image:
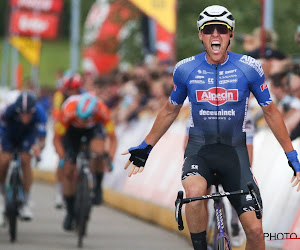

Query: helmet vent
left=227, top=15, right=234, bottom=21
left=198, top=15, right=204, bottom=21
left=204, top=10, right=227, bottom=17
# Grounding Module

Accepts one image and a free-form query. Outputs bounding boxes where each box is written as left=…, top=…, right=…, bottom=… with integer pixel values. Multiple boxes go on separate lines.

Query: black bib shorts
left=182, top=143, right=262, bottom=216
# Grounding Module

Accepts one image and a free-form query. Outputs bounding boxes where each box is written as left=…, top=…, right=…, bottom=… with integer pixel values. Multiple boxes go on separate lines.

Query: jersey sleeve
left=54, top=99, right=74, bottom=137
left=1, top=104, right=14, bottom=122
left=95, top=102, right=115, bottom=135
left=240, top=55, right=272, bottom=107
left=52, top=90, right=64, bottom=120
left=35, top=104, right=48, bottom=137
left=169, top=61, right=188, bottom=105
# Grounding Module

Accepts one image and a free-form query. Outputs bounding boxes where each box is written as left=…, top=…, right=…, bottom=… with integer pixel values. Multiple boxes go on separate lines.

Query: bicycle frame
left=175, top=182, right=262, bottom=249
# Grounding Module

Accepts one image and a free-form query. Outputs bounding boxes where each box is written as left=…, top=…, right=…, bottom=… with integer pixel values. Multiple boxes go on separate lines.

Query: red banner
left=10, top=0, right=63, bottom=13
left=10, top=10, right=59, bottom=39
left=156, top=22, right=175, bottom=61
left=83, top=46, right=119, bottom=75
left=83, top=0, right=138, bottom=74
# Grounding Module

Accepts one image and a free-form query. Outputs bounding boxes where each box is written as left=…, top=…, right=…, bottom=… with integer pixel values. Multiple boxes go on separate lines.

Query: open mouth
left=211, top=41, right=221, bottom=52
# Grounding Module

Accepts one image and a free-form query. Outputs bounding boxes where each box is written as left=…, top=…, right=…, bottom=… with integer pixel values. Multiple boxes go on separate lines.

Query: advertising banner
left=283, top=208, right=300, bottom=250
left=10, top=10, right=59, bottom=39
left=10, top=36, right=42, bottom=65
left=155, top=21, right=175, bottom=61
left=10, top=0, right=63, bottom=13
left=82, top=0, right=138, bottom=74
left=128, top=0, right=176, bottom=33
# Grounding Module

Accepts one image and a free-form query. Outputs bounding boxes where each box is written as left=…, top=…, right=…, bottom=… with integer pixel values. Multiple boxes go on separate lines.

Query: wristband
left=286, top=150, right=300, bottom=174
left=129, top=140, right=153, bottom=154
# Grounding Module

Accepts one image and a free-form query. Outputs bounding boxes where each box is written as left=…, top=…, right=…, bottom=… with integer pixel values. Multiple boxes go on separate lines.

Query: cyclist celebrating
left=0, top=91, right=47, bottom=220
left=52, top=71, right=84, bottom=209
left=122, top=5, right=300, bottom=250
left=53, top=92, right=117, bottom=231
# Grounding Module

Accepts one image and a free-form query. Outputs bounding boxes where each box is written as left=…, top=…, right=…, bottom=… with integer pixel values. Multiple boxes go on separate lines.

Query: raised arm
left=123, top=101, right=182, bottom=177
left=262, top=102, right=294, bottom=152
left=262, top=102, right=300, bottom=190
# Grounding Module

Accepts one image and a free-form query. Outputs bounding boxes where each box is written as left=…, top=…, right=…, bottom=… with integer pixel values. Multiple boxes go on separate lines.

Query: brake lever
left=175, top=191, right=184, bottom=231
left=247, top=182, right=262, bottom=219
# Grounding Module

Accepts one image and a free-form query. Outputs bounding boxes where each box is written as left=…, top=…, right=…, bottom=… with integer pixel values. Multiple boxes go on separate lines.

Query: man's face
left=289, top=74, right=300, bottom=98
left=19, top=113, right=33, bottom=125
left=199, top=22, right=234, bottom=64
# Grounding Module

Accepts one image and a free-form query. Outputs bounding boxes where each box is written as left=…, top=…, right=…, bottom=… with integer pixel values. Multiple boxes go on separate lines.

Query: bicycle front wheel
left=6, top=181, right=19, bottom=242
left=217, top=236, right=231, bottom=250
left=75, top=174, right=92, bottom=248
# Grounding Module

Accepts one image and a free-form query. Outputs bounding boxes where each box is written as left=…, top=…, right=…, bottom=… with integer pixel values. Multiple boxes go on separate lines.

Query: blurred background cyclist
left=0, top=91, right=47, bottom=221
left=52, top=71, right=85, bottom=209
left=53, top=91, right=117, bottom=231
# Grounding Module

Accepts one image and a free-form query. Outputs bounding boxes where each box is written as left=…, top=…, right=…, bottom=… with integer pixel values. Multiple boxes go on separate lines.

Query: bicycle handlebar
left=175, top=182, right=262, bottom=230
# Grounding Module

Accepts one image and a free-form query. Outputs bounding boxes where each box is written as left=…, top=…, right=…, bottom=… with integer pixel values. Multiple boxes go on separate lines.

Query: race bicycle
left=175, top=182, right=262, bottom=250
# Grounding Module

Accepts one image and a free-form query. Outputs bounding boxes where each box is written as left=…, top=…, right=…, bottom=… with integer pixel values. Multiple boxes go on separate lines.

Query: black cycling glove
left=128, top=141, right=153, bottom=167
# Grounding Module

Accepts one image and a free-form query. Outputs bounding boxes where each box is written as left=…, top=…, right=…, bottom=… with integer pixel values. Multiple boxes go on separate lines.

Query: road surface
left=0, top=182, right=191, bottom=250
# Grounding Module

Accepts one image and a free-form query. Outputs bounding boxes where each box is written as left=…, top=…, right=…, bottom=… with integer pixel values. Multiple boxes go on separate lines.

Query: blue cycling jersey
left=1, top=103, right=47, bottom=138
left=170, top=51, right=272, bottom=146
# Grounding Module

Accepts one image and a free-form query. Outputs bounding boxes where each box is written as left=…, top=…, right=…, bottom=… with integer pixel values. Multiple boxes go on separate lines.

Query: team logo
left=196, top=87, right=238, bottom=106
left=191, top=165, right=199, bottom=170
left=260, top=82, right=268, bottom=91
left=239, top=55, right=264, bottom=77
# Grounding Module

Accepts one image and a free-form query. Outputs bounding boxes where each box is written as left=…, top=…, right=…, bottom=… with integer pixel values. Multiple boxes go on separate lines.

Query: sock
left=231, top=206, right=239, bottom=225
left=0, top=182, right=4, bottom=195
left=191, top=231, right=207, bottom=250
left=64, top=195, right=75, bottom=216
left=231, top=206, right=240, bottom=235
left=94, top=173, right=104, bottom=191
left=56, top=183, right=62, bottom=195
left=24, top=191, right=30, bottom=204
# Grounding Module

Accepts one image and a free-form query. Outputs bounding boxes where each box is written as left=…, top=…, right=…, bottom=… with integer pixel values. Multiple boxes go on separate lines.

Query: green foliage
left=0, top=39, right=71, bottom=88
left=39, top=40, right=72, bottom=86
left=176, top=0, right=300, bottom=59
left=273, top=0, right=300, bottom=55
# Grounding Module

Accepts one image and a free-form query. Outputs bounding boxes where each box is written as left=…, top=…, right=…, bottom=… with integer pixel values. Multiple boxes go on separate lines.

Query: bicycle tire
left=217, top=236, right=230, bottom=250
left=6, top=171, right=19, bottom=242
left=75, top=174, right=92, bottom=248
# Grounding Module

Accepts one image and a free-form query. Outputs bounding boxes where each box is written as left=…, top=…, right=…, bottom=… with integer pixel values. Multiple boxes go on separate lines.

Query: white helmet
left=197, top=5, right=235, bottom=31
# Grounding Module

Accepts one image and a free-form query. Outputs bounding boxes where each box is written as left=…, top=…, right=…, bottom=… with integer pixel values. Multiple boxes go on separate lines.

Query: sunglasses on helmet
left=200, top=22, right=232, bottom=35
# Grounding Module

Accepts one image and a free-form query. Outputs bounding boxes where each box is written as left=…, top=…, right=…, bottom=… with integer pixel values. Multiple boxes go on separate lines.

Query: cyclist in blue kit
left=122, top=5, right=300, bottom=250
left=0, top=91, right=47, bottom=220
